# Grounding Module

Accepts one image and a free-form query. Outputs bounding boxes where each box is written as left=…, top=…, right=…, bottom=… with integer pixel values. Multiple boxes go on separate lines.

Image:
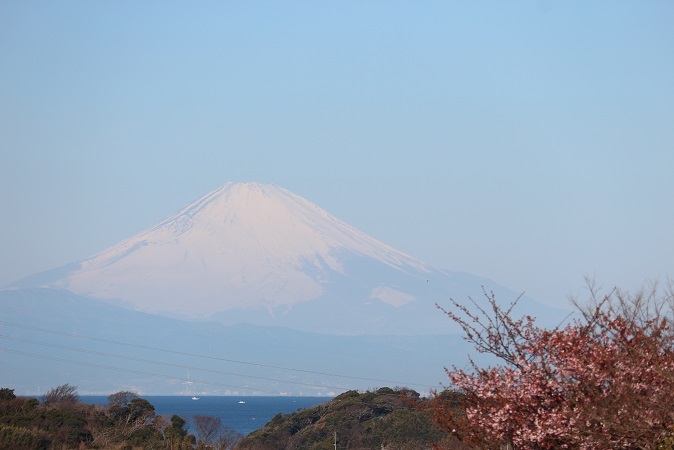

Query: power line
left=0, top=347, right=278, bottom=395
left=0, top=320, right=438, bottom=389
left=0, top=335, right=348, bottom=391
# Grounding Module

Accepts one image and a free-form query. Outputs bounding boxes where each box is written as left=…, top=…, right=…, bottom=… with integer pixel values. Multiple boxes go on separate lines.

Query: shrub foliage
left=0, top=385, right=198, bottom=449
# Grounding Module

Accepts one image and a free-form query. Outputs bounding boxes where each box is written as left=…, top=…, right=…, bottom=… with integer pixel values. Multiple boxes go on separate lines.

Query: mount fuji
left=9, top=182, right=559, bottom=335
left=1, top=182, right=572, bottom=395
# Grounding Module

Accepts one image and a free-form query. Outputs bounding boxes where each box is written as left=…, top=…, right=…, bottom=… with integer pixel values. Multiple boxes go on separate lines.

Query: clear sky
left=1, top=1, right=672, bottom=308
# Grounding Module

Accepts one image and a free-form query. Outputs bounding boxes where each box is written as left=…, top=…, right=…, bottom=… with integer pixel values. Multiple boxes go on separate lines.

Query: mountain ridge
left=0, top=182, right=571, bottom=393
left=5, top=182, right=566, bottom=335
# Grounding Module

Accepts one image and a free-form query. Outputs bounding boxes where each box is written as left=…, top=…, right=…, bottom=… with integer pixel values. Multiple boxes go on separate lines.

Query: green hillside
left=237, top=387, right=466, bottom=450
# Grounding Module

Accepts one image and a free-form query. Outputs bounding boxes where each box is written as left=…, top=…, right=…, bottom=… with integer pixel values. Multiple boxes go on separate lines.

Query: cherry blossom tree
left=430, top=281, right=674, bottom=450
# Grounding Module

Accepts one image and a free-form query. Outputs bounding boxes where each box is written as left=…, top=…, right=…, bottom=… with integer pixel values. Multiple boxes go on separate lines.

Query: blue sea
left=80, top=396, right=331, bottom=436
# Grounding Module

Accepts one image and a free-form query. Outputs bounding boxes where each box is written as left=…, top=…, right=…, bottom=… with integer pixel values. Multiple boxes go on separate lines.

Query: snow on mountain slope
left=44, top=183, right=427, bottom=315
left=11, top=182, right=566, bottom=335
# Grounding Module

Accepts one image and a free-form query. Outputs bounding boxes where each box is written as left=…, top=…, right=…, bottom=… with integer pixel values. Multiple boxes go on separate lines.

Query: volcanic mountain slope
left=10, top=182, right=560, bottom=335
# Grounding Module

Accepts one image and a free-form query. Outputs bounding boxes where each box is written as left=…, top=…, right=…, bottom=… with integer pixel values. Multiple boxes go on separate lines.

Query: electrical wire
left=0, top=320, right=438, bottom=390
left=0, top=335, right=349, bottom=391
left=0, top=347, right=280, bottom=395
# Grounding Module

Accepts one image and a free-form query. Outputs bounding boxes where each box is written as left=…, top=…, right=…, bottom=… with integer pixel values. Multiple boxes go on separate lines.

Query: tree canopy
left=238, top=387, right=465, bottom=450
left=429, top=282, right=674, bottom=450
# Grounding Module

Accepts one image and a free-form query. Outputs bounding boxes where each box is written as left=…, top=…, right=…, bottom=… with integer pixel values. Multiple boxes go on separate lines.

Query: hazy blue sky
left=1, top=1, right=672, bottom=308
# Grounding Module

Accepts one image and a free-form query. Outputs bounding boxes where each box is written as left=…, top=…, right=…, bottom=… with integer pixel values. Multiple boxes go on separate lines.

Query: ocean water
left=81, top=396, right=331, bottom=436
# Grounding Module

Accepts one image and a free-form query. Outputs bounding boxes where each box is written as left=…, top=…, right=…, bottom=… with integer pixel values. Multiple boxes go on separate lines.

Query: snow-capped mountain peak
left=47, top=182, right=431, bottom=319
left=12, top=182, right=563, bottom=335
left=88, top=182, right=427, bottom=271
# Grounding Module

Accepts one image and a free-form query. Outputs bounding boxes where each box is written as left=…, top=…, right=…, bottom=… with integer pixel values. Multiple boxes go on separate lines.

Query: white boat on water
left=187, top=372, right=200, bottom=400
left=238, top=400, right=246, bottom=404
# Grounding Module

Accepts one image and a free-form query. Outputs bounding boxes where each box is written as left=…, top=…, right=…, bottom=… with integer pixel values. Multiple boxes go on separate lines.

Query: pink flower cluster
left=435, top=289, right=674, bottom=449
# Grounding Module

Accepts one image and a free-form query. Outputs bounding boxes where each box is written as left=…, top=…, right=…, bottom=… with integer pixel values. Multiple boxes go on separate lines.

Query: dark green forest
left=237, top=387, right=466, bottom=450
left=0, top=385, right=466, bottom=450
left=0, top=385, right=240, bottom=450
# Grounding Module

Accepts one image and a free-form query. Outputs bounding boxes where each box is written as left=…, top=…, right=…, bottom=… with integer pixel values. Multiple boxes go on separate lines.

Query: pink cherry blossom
left=429, top=284, right=674, bottom=449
